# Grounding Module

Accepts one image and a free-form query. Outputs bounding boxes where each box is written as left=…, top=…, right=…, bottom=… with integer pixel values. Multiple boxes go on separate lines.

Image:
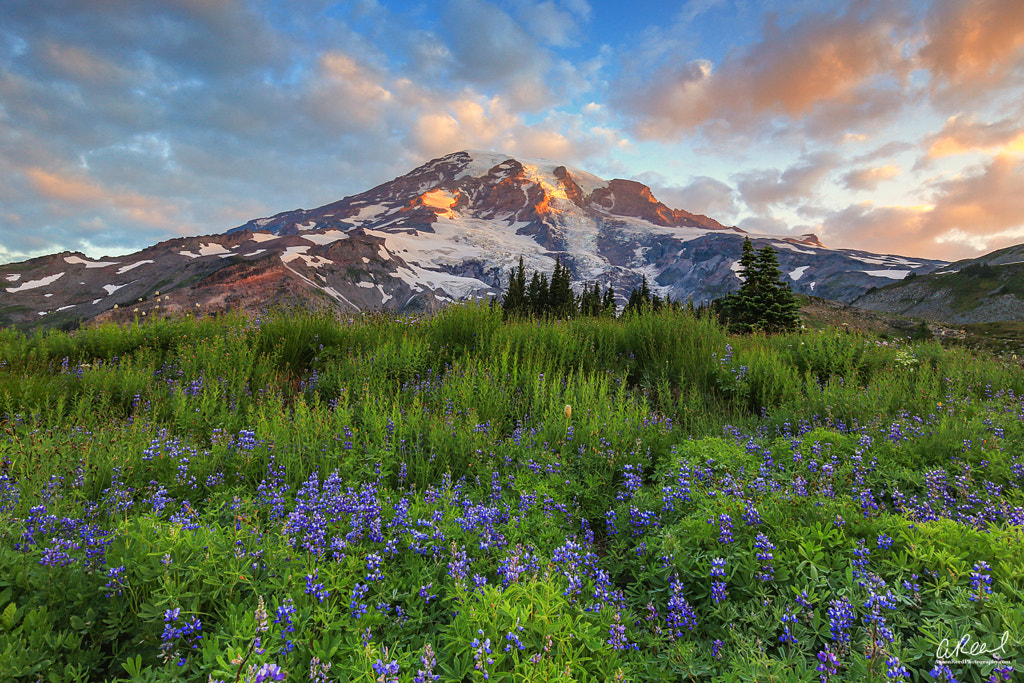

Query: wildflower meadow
left=0, top=303, right=1022, bottom=682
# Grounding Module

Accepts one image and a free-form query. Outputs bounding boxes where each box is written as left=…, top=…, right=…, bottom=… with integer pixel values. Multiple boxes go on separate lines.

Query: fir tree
left=502, top=257, right=527, bottom=319
left=602, top=284, right=617, bottom=316
left=548, top=257, right=576, bottom=318
left=717, top=238, right=801, bottom=333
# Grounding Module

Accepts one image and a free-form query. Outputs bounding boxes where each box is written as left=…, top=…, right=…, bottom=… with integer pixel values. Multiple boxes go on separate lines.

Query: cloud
left=26, top=167, right=179, bottom=228
left=440, top=0, right=554, bottom=110
left=512, top=0, right=591, bottom=47
left=406, top=90, right=620, bottom=166
left=820, top=202, right=933, bottom=257
left=923, top=154, right=1024, bottom=246
left=634, top=172, right=739, bottom=221
left=922, top=114, right=1024, bottom=160
left=853, top=140, right=916, bottom=164
left=305, top=51, right=394, bottom=132
left=841, top=165, right=900, bottom=191
left=822, top=155, right=1024, bottom=259
left=733, top=153, right=839, bottom=214
left=612, top=4, right=911, bottom=140
left=919, top=0, right=1024, bottom=104
left=738, top=214, right=792, bottom=236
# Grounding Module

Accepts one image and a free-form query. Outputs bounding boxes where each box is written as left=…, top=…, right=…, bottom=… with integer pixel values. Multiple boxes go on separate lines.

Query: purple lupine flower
left=988, top=665, right=1014, bottom=682
left=885, top=655, right=909, bottom=679
left=372, top=650, right=399, bottom=683
left=779, top=607, right=799, bottom=644
left=418, top=583, right=438, bottom=604
left=305, top=569, right=330, bottom=603
left=607, top=611, right=636, bottom=650
left=252, top=662, right=287, bottom=682
left=665, top=576, right=698, bottom=638
left=710, top=557, right=728, bottom=603
left=415, top=643, right=440, bottom=683
left=969, top=560, right=993, bottom=602
left=754, top=532, right=775, bottom=581
left=471, top=631, right=494, bottom=679
left=817, top=648, right=839, bottom=681
left=827, top=597, right=855, bottom=643
left=928, top=662, right=958, bottom=682
left=718, top=513, right=734, bottom=544
left=743, top=499, right=762, bottom=526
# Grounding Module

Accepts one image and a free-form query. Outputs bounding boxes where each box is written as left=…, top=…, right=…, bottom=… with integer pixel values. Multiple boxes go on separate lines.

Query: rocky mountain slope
left=853, top=244, right=1024, bottom=324
left=2, top=150, right=947, bottom=331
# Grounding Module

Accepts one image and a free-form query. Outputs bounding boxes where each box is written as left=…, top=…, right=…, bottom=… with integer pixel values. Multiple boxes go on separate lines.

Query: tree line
left=497, top=238, right=800, bottom=333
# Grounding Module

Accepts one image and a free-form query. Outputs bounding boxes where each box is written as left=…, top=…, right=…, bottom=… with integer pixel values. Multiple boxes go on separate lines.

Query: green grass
left=1, top=304, right=1023, bottom=682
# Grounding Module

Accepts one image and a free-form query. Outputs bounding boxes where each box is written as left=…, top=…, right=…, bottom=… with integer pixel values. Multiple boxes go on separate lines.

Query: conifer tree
left=717, top=238, right=801, bottom=333
left=502, top=257, right=527, bottom=318
left=602, top=284, right=616, bottom=317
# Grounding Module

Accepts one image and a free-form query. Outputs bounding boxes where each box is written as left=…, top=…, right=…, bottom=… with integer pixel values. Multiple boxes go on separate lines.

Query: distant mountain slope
left=853, top=244, right=1024, bottom=323
left=2, top=150, right=947, bottom=331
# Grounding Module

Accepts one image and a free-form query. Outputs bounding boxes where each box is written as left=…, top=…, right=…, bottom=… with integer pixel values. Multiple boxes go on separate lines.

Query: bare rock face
left=2, top=150, right=953, bottom=331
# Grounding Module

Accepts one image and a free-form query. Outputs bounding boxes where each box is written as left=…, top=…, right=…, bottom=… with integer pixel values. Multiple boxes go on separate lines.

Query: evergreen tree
left=624, top=275, right=654, bottom=316
left=525, top=271, right=546, bottom=316
left=502, top=257, right=527, bottom=319
left=717, top=238, right=801, bottom=333
left=578, top=283, right=602, bottom=317
left=753, top=245, right=801, bottom=333
left=548, top=258, right=576, bottom=318
left=602, top=284, right=616, bottom=317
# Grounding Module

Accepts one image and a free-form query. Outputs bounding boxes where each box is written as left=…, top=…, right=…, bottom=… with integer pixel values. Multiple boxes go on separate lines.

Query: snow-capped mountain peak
left=2, top=151, right=948, bottom=330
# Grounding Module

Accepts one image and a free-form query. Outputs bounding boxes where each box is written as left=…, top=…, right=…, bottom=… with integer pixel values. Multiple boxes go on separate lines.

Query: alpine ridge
left=2, top=150, right=949, bottom=330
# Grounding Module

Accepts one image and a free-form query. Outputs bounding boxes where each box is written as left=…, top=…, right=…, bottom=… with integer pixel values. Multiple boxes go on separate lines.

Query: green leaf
left=122, top=654, right=143, bottom=677
left=0, top=603, right=18, bottom=631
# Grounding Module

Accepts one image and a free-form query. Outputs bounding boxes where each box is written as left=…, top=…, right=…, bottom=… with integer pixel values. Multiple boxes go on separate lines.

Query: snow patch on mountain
left=6, top=272, right=64, bottom=292
left=180, top=243, right=231, bottom=258
left=117, top=260, right=154, bottom=274
left=65, top=255, right=119, bottom=268
left=302, top=230, right=348, bottom=245
left=863, top=270, right=911, bottom=279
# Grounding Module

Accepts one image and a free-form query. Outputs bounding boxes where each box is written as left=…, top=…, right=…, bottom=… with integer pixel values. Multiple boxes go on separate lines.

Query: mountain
left=1, top=150, right=947, bottom=331
left=853, top=243, right=1024, bottom=324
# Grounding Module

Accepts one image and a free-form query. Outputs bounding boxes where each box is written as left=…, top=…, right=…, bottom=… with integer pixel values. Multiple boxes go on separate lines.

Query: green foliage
left=1, top=305, right=1024, bottom=680
left=501, top=257, right=616, bottom=320
left=717, top=238, right=802, bottom=334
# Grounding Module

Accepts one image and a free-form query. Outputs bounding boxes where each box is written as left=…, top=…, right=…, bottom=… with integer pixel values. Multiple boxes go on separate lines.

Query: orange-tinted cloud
left=923, top=154, right=1024, bottom=242
left=40, top=41, right=128, bottom=85
left=923, top=115, right=1024, bottom=159
left=26, top=167, right=177, bottom=228
left=919, top=0, right=1024, bottom=100
left=306, top=52, right=394, bottom=132
left=823, top=155, right=1024, bottom=259
left=615, top=6, right=908, bottom=140
left=841, top=164, right=900, bottom=191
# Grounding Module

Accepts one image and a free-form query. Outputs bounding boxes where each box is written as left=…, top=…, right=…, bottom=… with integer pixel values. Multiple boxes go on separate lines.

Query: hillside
left=853, top=243, right=1024, bottom=324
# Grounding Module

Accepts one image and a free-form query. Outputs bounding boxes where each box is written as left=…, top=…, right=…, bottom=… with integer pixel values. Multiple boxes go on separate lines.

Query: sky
left=1, top=0, right=1023, bottom=265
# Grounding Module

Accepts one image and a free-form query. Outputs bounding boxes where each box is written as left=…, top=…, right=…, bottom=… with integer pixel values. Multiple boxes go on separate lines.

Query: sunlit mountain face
left=2, top=151, right=948, bottom=331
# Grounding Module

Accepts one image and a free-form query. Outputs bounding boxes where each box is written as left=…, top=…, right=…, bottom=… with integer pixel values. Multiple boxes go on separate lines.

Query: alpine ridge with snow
left=2, top=151, right=949, bottom=330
